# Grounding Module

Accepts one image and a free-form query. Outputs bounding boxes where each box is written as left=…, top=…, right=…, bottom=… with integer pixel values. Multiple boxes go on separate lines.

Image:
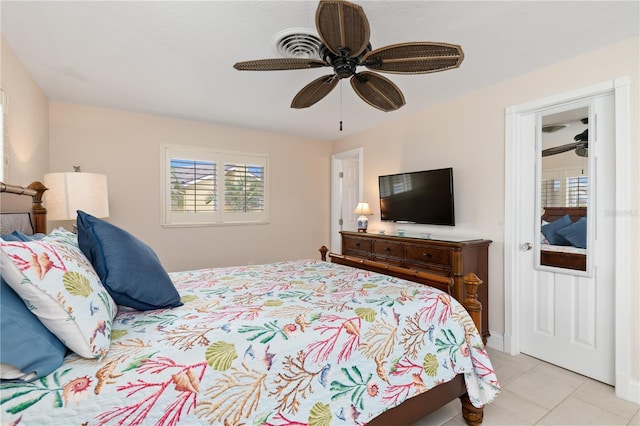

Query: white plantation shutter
left=220, top=153, right=267, bottom=223
left=541, top=168, right=588, bottom=210
left=170, top=159, right=217, bottom=213
left=163, top=145, right=268, bottom=226
left=541, top=178, right=561, bottom=207
left=566, top=175, right=588, bottom=207
left=224, top=164, right=265, bottom=212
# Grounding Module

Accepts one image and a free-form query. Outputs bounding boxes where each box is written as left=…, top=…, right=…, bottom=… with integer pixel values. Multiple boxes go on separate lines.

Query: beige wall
left=48, top=103, right=331, bottom=272
left=0, top=37, right=49, bottom=211
left=332, top=37, right=639, bottom=381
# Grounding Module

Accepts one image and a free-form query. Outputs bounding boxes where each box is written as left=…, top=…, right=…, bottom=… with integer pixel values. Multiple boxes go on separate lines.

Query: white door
left=330, top=149, right=362, bottom=253
left=341, top=159, right=360, bottom=231
left=516, top=94, right=615, bottom=384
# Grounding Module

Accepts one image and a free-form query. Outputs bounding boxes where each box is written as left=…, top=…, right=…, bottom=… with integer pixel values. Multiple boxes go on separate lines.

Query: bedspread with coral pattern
left=1, top=259, right=499, bottom=425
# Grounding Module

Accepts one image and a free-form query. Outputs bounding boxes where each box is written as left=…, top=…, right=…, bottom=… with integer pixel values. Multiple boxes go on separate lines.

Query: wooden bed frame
left=3, top=181, right=486, bottom=426
left=0, top=181, right=48, bottom=234
left=319, top=247, right=485, bottom=425
left=541, top=206, right=587, bottom=271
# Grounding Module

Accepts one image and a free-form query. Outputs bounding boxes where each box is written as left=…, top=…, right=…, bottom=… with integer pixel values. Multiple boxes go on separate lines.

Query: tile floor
left=413, top=348, right=640, bottom=426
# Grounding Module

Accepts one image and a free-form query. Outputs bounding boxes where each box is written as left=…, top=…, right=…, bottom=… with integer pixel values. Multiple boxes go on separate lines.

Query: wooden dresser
left=341, top=231, right=491, bottom=342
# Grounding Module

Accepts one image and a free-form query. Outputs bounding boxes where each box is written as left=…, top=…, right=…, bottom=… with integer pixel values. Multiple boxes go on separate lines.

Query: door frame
left=504, top=77, right=635, bottom=402
left=330, top=148, right=363, bottom=253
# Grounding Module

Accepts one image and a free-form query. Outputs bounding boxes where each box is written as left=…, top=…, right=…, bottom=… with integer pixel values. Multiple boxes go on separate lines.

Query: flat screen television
left=378, top=167, right=455, bottom=226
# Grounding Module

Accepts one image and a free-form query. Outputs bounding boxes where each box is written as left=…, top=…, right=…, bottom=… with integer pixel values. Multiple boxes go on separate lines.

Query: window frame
left=161, top=144, right=269, bottom=227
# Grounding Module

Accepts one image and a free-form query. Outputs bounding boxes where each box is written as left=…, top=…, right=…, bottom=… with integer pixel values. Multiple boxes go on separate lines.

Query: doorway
left=504, top=78, right=633, bottom=397
left=330, top=148, right=363, bottom=253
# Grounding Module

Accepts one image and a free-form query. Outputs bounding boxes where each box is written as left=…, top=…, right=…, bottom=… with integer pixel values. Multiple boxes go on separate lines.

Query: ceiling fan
left=542, top=118, right=589, bottom=157
left=233, top=0, right=464, bottom=112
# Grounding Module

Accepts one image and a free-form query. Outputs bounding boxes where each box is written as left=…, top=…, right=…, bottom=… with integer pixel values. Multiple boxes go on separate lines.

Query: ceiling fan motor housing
left=321, top=44, right=372, bottom=79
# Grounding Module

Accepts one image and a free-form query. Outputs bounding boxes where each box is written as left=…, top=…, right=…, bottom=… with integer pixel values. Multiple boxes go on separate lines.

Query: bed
left=0, top=181, right=499, bottom=426
left=540, top=207, right=587, bottom=271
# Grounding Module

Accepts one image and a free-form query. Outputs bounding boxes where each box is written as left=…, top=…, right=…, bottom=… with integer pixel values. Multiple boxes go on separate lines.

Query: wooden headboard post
left=27, top=181, right=48, bottom=233
left=319, top=245, right=328, bottom=261
left=0, top=181, right=48, bottom=234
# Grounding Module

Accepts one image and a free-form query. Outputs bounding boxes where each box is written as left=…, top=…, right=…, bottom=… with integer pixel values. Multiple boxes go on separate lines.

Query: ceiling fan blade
left=315, top=0, right=370, bottom=58
left=291, top=74, right=339, bottom=109
left=542, top=142, right=579, bottom=157
left=363, top=42, right=464, bottom=74
left=234, top=58, right=328, bottom=71
left=350, top=71, right=405, bottom=112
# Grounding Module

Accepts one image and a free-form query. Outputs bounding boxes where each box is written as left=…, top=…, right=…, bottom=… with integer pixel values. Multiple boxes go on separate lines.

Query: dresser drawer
left=404, top=261, right=450, bottom=277
left=372, top=240, right=403, bottom=258
left=343, top=236, right=373, bottom=259
left=344, top=237, right=372, bottom=253
left=405, top=244, right=451, bottom=267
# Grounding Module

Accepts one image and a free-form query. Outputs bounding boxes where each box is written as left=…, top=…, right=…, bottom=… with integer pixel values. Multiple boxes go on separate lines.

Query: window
left=162, top=144, right=268, bottom=226
left=566, top=175, right=588, bottom=207
left=541, top=178, right=561, bottom=207
left=541, top=167, right=588, bottom=208
left=170, top=159, right=217, bottom=213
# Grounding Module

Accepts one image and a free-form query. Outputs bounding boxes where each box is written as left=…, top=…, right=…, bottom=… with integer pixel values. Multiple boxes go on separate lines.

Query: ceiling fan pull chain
left=339, top=80, right=343, bottom=131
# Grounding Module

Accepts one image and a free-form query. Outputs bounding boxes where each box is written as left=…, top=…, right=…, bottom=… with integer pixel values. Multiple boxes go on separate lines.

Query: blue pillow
left=556, top=217, right=587, bottom=249
left=1, top=230, right=45, bottom=241
left=76, top=211, right=182, bottom=311
left=541, top=214, right=572, bottom=246
left=1, top=233, right=67, bottom=381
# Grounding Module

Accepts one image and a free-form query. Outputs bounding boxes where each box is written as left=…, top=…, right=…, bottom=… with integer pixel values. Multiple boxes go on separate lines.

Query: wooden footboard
left=318, top=245, right=485, bottom=425
left=368, top=374, right=481, bottom=426
left=319, top=246, right=483, bottom=338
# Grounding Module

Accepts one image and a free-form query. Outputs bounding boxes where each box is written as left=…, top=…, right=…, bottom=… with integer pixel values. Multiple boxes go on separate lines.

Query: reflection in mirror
left=539, top=107, right=588, bottom=271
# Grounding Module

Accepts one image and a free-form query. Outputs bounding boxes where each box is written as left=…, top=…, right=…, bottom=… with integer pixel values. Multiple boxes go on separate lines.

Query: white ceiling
left=2, top=1, right=638, bottom=141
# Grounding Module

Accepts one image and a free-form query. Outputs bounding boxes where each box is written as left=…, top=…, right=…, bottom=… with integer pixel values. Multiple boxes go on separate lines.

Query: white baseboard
left=485, top=330, right=504, bottom=352
left=616, top=373, right=640, bottom=405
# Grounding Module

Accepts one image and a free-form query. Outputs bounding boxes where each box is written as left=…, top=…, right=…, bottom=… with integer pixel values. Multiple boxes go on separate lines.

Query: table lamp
left=354, top=201, right=372, bottom=232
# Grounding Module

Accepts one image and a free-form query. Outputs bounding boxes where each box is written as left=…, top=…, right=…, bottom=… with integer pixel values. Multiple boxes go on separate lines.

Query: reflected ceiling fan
left=542, top=119, right=589, bottom=157
left=233, top=0, right=464, bottom=112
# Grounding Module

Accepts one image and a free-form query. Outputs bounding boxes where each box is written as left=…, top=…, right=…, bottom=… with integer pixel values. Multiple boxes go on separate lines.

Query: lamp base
left=357, top=215, right=368, bottom=233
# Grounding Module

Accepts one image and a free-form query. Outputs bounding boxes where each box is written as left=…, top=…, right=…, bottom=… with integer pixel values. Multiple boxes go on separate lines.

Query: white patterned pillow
left=0, top=229, right=117, bottom=359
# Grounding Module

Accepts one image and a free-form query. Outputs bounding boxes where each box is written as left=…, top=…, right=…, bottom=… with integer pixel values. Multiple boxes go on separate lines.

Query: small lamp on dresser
left=354, top=201, right=372, bottom=232
left=44, top=169, right=109, bottom=231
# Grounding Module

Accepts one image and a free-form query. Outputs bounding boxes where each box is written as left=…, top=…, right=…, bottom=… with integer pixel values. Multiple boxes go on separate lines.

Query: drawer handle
left=423, top=252, right=432, bottom=259
left=385, top=247, right=391, bottom=252
left=355, top=243, right=360, bottom=247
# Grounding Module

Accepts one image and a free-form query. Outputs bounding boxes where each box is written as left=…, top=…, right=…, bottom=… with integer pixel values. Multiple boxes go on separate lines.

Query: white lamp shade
left=44, top=172, right=109, bottom=220
left=353, top=202, right=372, bottom=216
